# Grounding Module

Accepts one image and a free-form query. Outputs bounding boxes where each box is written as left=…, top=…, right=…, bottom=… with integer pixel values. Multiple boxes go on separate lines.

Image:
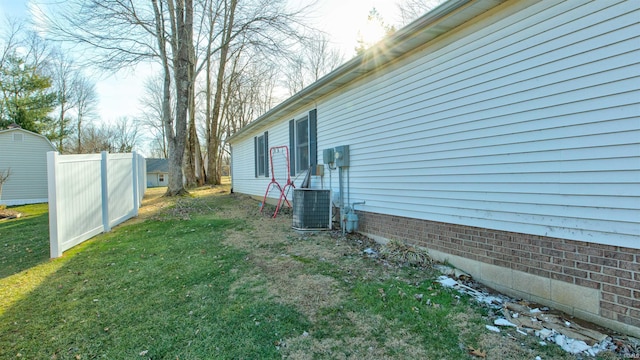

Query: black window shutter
left=289, top=119, right=296, bottom=176
left=254, top=136, right=258, bottom=178
left=309, top=109, right=317, bottom=175
left=264, top=131, right=269, bottom=177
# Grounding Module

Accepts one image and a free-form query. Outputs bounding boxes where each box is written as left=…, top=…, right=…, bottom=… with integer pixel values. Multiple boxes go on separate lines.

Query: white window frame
left=295, top=116, right=309, bottom=174
left=257, top=133, right=266, bottom=176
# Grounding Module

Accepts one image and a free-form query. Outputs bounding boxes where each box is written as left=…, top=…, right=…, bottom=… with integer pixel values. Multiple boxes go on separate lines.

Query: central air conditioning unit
left=292, top=189, right=331, bottom=230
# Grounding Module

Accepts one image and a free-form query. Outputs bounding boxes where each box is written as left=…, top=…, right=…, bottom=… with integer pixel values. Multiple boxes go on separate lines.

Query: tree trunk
left=76, top=114, right=82, bottom=152
left=152, top=0, right=190, bottom=197
left=167, top=0, right=192, bottom=196
left=206, top=0, right=237, bottom=185
left=183, top=75, right=198, bottom=187
left=196, top=142, right=205, bottom=186
left=183, top=22, right=198, bottom=188
left=58, top=102, right=66, bottom=151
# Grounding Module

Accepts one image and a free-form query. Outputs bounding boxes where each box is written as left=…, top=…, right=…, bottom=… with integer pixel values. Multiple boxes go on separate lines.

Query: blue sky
left=0, top=1, right=28, bottom=18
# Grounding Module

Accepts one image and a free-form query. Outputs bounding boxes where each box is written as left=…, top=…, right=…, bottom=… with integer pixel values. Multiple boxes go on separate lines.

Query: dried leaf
left=468, top=346, right=487, bottom=358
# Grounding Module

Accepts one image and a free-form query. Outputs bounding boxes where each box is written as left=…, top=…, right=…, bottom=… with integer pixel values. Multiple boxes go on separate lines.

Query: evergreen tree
left=0, top=54, right=56, bottom=133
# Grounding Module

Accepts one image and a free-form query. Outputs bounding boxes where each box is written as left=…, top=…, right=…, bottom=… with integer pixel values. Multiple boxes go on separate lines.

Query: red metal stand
left=260, top=146, right=295, bottom=218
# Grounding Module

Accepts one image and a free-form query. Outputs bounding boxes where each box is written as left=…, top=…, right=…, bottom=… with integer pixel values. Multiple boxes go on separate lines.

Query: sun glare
left=355, top=7, right=393, bottom=52
left=359, top=19, right=387, bottom=46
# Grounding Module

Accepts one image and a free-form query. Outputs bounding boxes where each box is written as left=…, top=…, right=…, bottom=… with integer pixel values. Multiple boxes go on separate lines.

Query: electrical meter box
left=334, top=145, right=349, bottom=167
left=323, top=148, right=335, bottom=165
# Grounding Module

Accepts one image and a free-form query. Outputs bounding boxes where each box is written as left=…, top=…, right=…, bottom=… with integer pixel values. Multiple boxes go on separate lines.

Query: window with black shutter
left=289, top=109, right=317, bottom=176
left=254, top=131, right=269, bottom=177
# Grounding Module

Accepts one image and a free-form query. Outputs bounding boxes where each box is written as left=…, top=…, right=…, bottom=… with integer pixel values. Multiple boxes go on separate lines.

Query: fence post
left=101, top=151, right=111, bottom=232
left=132, top=151, right=139, bottom=216
left=141, top=157, right=147, bottom=199
left=47, top=151, right=62, bottom=258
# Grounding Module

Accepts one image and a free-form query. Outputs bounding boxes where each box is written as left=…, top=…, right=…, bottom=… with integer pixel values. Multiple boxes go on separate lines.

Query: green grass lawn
left=0, top=189, right=612, bottom=359
left=1, top=200, right=308, bottom=359
left=0, top=203, right=50, bottom=278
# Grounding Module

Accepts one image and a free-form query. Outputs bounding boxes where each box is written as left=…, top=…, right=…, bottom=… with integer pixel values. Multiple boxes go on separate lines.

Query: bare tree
left=50, top=50, right=79, bottom=151
left=225, top=60, right=278, bottom=134
left=139, top=74, right=169, bottom=158
left=73, top=119, right=140, bottom=154
left=41, top=0, right=192, bottom=196
left=150, top=0, right=193, bottom=196
left=398, top=0, right=445, bottom=25
left=36, top=1, right=158, bottom=69
left=73, top=75, right=99, bottom=152
left=284, top=34, right=344, bottom=96
left=204, top=0, right=238, bottom=186
left=39, top=0, right=318, bottom=190
left=77, top=122, right=113, bottom=154
left=200, top=0, right=316, bottom=185
left=112, top=116, right=141, bottom=152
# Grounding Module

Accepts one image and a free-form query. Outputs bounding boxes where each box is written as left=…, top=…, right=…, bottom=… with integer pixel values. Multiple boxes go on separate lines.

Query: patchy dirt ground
left=0, top=208, right=21, bottom=220
left=137, top=186, right=634, bottom=359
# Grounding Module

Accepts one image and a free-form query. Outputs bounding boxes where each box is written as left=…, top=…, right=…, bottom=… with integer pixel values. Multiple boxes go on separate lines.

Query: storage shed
left=146, top=158, right=169, bottom=187
left=0, top=127, right=57, bottom=206
left=227, top=0, right=640, bottom=336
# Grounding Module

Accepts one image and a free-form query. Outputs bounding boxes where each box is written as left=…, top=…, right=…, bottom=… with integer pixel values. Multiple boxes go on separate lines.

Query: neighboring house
left=228, top=0, right=640, bottom=337
left=146, top=158, right=169, bottom=187
left=0, top=126, right=57, bottom=206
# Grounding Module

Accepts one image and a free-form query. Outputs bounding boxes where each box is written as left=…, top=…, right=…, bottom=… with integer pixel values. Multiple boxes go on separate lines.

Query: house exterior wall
left=147, top=172, right=169, bottom=187
left=0, top=129, right=57, bottom=205
left=317, top=0, right=638, bottom=249
left=232, top=119, right=296, bottom=200
left=358, top=212, right=640, bottom=337
left=229, top=0, right=640, bottom=335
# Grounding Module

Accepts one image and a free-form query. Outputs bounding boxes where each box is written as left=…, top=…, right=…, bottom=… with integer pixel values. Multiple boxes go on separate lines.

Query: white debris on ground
left=363, top=248, right=378, bottom=256
left=494, top=318, right=517, bottom=327
left=435, top=268, right=639, bottom=358
left=436, top=275, right=508, bottom=307
left=485, top=325, right=501, bottom=333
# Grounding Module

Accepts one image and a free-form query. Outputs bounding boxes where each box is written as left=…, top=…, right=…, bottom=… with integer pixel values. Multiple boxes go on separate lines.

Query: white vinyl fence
left=47, top=151, right=146, bottom=258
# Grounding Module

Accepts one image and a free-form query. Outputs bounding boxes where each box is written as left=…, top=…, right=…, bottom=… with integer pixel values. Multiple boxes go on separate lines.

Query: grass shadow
left=0, top=203, right=50, bottom=279
left=0, top=188, right=181, bottom=280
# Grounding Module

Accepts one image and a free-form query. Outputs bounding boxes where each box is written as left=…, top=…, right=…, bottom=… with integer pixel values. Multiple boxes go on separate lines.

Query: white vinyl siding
left=318, top=0, right=639, bottom=248
left=0, top=129, right=56, bottom=205
left=232, top=120, right=292, bottom=196
left=231, top=0, right=639, bottom=248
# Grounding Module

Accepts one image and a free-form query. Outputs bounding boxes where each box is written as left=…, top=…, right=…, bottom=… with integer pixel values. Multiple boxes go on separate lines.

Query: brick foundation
left=357, top=210, right=640, bottom=337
